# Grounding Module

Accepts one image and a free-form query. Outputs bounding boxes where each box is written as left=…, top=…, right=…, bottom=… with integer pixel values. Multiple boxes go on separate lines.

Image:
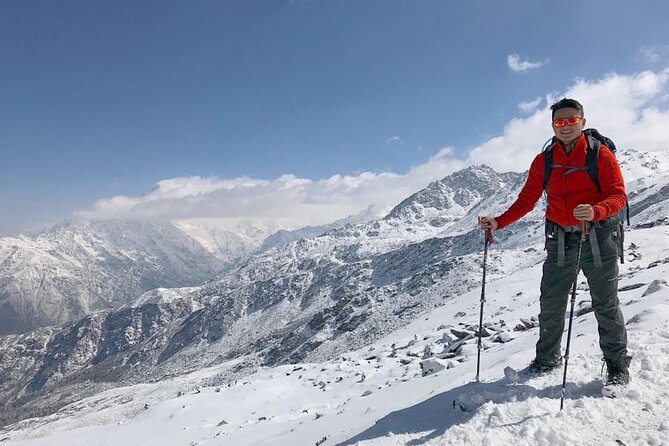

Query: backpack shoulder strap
left=542, top=138, right=557, bottom=190
left=585, top=131, right=602, bottom=193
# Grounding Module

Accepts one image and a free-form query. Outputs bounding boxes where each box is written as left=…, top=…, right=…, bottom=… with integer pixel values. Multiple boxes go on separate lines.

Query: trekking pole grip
left=579, top=221, right=589, bottom=241
left=484, top=229, right=494, bottom=245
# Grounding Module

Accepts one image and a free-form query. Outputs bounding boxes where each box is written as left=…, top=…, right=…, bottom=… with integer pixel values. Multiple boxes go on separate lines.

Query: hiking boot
left=605, top=355, right=632, bottom=386
left=503, top=359, right=562, bottom=383
left=527, top=358, right=562, bottom=374
left=602, top=356, right=632, bottom=398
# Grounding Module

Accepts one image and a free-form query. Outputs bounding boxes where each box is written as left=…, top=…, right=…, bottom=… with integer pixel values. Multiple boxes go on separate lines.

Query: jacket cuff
left=592, top=205, right=604, bottom=221
left=494, top=215, right=509, bottom=230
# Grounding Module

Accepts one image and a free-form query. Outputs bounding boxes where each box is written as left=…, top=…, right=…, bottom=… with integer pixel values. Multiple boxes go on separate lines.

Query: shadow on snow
left=335, top=375, right=602, bottom=446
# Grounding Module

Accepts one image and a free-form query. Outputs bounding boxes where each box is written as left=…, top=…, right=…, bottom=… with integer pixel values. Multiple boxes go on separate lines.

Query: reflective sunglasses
left=552, top=116, right=583, bottom=127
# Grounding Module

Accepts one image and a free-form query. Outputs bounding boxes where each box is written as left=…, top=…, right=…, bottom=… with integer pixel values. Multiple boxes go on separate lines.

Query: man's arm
left=481, top=154, right=545, bottom=230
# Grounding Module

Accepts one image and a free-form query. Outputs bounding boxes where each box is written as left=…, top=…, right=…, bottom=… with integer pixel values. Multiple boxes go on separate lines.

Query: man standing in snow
left=478, top=98, right=631, bottom=391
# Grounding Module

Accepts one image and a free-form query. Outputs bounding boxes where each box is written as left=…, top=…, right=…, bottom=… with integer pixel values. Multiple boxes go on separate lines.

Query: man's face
left=552, top=107, right=586, bottom=144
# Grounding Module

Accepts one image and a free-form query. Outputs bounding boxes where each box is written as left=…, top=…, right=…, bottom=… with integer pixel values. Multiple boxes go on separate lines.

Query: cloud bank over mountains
left=76, top=68, right=669, bottom=230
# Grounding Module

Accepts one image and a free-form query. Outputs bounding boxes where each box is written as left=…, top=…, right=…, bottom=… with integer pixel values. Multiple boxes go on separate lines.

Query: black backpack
left=541, top=128, right=629, bottom=263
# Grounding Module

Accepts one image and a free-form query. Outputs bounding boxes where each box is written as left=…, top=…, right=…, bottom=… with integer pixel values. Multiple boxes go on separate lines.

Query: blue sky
left=2, top=1, right=669, bottom=235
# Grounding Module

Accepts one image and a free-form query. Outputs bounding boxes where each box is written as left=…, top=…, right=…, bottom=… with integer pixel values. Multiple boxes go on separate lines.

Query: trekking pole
left=475, top=228, right=494, bottom=383
left=560, top=220, right=588, bottom=410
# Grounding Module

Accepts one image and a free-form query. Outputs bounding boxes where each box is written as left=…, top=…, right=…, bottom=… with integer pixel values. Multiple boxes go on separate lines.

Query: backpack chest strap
left=542, top=143, right=601, bottom=192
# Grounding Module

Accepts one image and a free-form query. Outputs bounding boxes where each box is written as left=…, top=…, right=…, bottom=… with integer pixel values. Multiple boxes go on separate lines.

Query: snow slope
left=2, top=225, right=667, bottom=446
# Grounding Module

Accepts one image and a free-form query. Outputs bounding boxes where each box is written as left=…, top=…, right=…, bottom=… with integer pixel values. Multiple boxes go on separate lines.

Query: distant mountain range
left=0, top=209, right=383, bottom=336
left=1, top=148, right=668, bottom=427
left=0, top=220, right=223, bottom=336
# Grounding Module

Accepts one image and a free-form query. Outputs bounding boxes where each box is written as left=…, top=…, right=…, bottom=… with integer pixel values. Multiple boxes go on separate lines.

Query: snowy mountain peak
left=616, top=147, right=669, bottom=181
left=384, top=164, right=519, bottom=226
left=441, top=164, right=502, bottom=189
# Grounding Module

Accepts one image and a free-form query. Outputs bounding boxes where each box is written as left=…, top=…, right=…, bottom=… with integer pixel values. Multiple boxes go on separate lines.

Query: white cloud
left=639, top=48, right=660, bottom=62
left=639, top=46, right=669, bottom=63
left=467, top=69, right=669, bottom=172
left=75, top=170, right=424, bottom=230
left=384, top=136, right=404, bottom=146
left=507, top=54, right=547, bottom=72
left=76, top=68, right=669, bottom=230
left=518, top=97, right=543, bottom=113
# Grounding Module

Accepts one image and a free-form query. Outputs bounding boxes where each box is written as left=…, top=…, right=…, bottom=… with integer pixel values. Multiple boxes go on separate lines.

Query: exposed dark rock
left=619, top=283, right=646, bottom=292
left=642, top=279, right=668, bottom=297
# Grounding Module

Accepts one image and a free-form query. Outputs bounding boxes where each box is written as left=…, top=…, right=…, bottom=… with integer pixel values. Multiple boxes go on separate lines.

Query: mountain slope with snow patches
left=1, top=224, right=667, bottom=446
left=0, top=163, right=536, bottom=427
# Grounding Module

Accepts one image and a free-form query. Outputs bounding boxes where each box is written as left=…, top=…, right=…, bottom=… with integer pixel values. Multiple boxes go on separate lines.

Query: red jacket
left=495, top=133, right=626, bottom=229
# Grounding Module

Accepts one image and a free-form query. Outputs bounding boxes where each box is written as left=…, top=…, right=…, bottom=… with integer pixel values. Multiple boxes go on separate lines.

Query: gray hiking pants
left=536, top=222, right=628, bottom=367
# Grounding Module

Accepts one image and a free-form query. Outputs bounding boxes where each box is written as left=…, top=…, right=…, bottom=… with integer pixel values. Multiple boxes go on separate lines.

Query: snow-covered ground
left=2, top=225, right=668, bottom=446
